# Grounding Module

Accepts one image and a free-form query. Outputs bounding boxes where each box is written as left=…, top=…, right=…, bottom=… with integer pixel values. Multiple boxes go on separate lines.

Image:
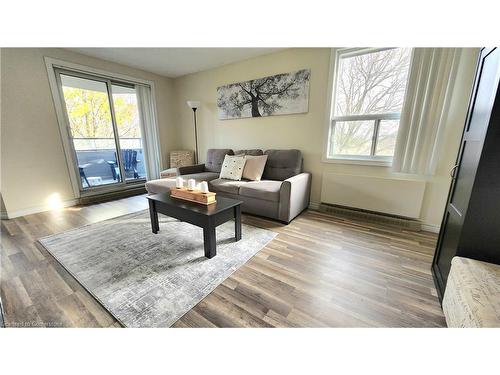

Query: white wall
left=0, top=48, right=177, bottom=217
left=1, top=47, right=479, bottom=228
left=171, top=48, right=479, bottom=229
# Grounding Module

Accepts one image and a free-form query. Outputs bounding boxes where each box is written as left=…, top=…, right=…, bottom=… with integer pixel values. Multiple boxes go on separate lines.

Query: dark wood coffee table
left=147, top=193, right=243, bottom=259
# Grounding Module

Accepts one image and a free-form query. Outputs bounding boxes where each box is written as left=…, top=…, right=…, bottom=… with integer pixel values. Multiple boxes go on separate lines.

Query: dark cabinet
left=432, top=47, right=500, bottom=301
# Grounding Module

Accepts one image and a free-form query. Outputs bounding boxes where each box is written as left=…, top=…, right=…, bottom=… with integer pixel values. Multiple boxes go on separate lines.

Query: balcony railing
left=73, top=137, right=143, bottom=151
left=73, top=138, right=146, bottom=187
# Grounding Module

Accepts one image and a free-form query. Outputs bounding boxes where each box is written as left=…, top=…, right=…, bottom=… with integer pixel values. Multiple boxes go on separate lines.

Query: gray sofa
left=145, top=148, right=311, bottom=223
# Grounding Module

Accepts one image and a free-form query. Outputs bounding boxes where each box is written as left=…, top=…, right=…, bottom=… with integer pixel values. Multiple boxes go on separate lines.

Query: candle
left=187, top=179, right=196, bottom=190
left=200, top=181, right=209, bottom=193
left=175, top=177, right=184, bottom=188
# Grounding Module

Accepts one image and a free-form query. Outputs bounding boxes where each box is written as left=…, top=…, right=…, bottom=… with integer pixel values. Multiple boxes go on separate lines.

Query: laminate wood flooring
left=0, top=195, right=445, bottom=327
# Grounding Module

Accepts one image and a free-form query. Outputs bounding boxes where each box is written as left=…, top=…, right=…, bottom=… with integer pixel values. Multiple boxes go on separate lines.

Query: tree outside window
left=328, top=48, right=412, bottom=160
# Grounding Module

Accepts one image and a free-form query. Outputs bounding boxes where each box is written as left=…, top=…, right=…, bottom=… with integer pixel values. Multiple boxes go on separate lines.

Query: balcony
left=74, top=138, right=146, bottom=188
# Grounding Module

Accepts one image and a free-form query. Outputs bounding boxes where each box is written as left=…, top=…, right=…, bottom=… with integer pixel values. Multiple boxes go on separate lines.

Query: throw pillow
left=219, top=155, right=246, bottom=181
left=242, top=155, right=268, bottom=181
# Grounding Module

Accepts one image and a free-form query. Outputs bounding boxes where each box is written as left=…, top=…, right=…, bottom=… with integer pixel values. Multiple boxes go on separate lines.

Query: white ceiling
left=67, top=48, right=284, bottom=78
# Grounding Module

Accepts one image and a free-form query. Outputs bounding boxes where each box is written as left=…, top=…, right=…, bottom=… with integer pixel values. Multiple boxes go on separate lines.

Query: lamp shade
left=186, top=100, right=201, bottom=109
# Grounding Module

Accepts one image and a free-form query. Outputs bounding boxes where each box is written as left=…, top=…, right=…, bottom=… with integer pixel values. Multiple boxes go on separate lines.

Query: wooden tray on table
left=170, top=187, right=216, bottom=205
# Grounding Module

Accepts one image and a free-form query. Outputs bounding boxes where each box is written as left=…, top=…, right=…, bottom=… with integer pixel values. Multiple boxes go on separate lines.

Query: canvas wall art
left=217, top=69, right=310, bottom=120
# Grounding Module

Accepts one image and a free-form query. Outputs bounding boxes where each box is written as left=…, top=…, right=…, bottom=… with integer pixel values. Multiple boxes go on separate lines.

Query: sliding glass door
left=111, top=84, right=146, bottom=181
left=56, top=69, right=146, bottom=193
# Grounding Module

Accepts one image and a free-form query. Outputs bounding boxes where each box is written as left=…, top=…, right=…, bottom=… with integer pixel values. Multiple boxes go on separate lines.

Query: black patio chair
left=108, top=149, right=140, bottom=181
left=78, top=163, right=91, bottom=187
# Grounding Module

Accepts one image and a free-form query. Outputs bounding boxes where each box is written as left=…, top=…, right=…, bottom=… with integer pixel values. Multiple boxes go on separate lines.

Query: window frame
left=45, top=57, right=158, bottom=198
left=323, top=47, right=411, bottom=167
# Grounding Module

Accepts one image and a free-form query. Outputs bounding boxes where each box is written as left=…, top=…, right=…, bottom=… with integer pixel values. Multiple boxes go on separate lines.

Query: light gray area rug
left=38, top=210, right=276, bottom=327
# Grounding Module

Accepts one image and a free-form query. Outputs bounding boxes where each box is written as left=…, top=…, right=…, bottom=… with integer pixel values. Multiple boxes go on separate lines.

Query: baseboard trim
left=318, top=203, right=442, bottom=233
left=79, top=186, right=146, bottom=205
left=1, top=199, right=80, bottom=219
left=1, top=185, right=147, bottom=220
left=319, top=203, right=422, bottom=231
left=308, top=201, right=320, bottom=210
left=421, top=224, right=441, bottom=233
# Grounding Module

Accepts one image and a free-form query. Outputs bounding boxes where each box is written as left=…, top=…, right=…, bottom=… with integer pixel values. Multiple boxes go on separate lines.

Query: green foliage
left=62, top=87, right=141, bottom=139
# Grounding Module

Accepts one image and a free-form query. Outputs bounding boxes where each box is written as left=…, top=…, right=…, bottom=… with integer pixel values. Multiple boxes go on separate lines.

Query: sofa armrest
left=279, top=172, right=311, bottom=223
left=160, top=167, right=179, bottom=178
left=178, top=164, right=205, bottom=175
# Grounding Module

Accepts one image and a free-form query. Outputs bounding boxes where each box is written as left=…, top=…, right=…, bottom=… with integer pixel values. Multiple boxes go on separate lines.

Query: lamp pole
left=192, top=107, right=199, bottom=164
left=187, top=100, right=201, bottom=165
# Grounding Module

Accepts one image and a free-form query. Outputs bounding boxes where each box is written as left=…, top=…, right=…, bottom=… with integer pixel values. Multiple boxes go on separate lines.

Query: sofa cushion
left=145, top=178, right=177, bottom=194
left=262, top=149, right=303, bottom=181
left=180, top=172, right=220, bottom=183
left=205, top=149, right=234, bottom=172
left=238, top=180, right=282, bottom=202
left=234, top=149, right=263, bottom=156
left=209, top=178, right=248, bottom=195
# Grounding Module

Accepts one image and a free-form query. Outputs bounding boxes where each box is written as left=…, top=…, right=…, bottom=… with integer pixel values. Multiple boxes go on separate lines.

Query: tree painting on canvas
left=217, top=69, right=311, bottom=119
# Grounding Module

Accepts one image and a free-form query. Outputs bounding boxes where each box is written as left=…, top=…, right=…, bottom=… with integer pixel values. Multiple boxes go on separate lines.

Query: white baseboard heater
left=320, top=173, right=426, bottom=219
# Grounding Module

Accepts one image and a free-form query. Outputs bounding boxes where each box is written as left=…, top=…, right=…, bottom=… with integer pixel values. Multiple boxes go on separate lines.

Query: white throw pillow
left=242, top=155, right=268, bottom=181
left=219, top=155, right=246, bottom=181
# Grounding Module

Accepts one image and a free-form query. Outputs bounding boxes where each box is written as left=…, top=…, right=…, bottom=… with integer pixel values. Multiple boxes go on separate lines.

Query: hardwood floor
left=0, top=195, right=445, bottom=327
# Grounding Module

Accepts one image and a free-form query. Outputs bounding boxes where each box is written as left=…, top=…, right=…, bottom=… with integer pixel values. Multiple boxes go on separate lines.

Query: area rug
left=37, top=210, right=276, bottom=327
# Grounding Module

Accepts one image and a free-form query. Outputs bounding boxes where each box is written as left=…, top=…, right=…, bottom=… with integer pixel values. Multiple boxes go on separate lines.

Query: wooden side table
left=160, top=150, right=195, bottom=178
left=170, top=150, right=194, bottom=168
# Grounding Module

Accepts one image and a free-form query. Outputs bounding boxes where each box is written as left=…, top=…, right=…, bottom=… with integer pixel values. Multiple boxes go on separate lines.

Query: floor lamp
left=186, top=100, right=201, bottom=164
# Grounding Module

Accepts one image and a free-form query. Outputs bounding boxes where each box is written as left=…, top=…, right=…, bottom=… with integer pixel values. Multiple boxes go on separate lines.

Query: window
left=326, top=48, right=412, bottom=164
left=56, top=69, right=147, bottom=193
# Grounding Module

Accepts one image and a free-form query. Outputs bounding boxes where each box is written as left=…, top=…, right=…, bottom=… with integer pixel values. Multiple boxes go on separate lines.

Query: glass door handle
left=450, top=164, right=459, bottom=178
